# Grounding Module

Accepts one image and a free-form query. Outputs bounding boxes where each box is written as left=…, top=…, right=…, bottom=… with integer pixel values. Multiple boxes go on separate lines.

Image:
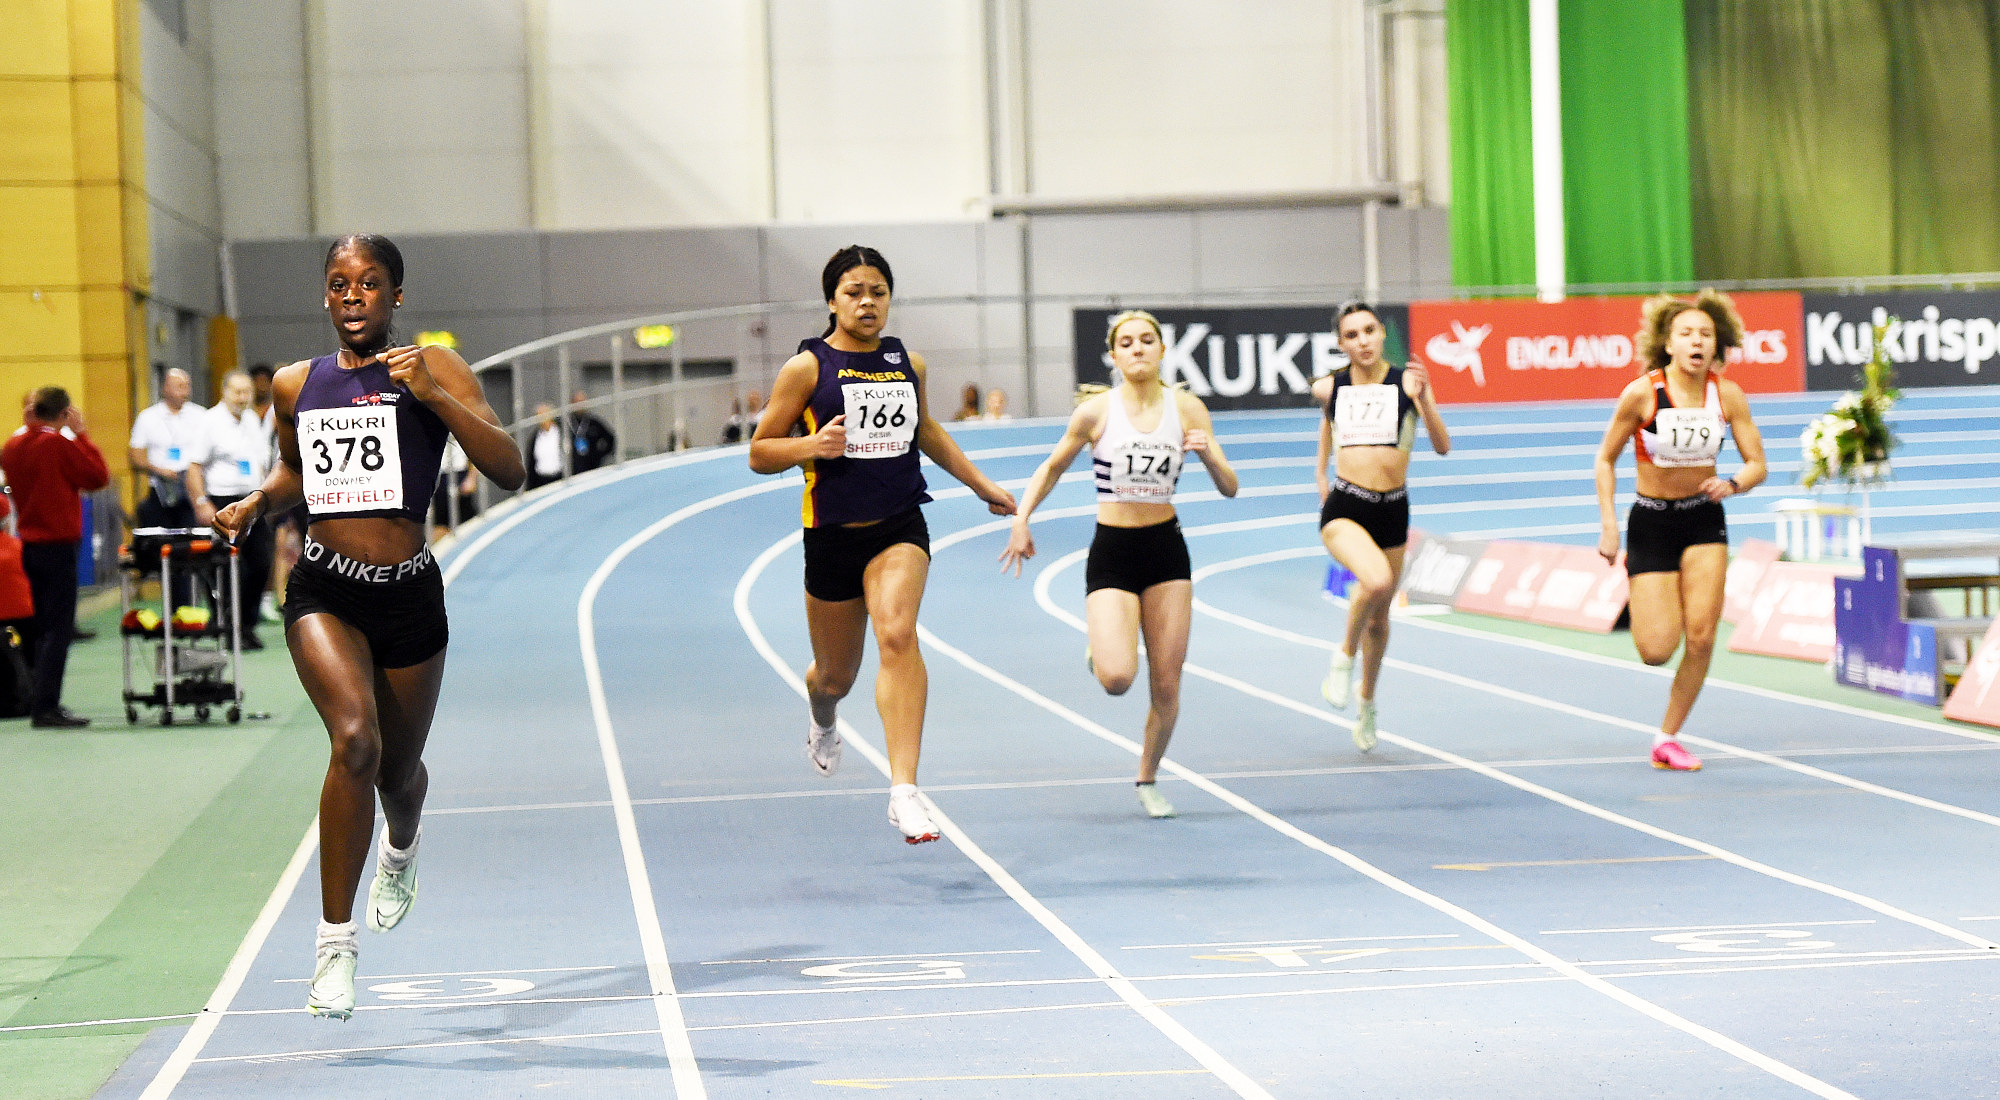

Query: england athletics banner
left=1409, top=293, right=1805, bottom=404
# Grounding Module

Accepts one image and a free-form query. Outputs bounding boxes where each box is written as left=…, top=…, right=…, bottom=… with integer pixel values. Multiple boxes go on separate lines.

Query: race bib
left=1335, top=384, right=1399, bottom=447
left=1107, top=439, right=1182, bottom=501
left=840, top=381, right=918, bottom=459
left=236, top=458, right=253, bottom=477
left=1650, top=407, right=1725, bottom=468
left=298, top=407, right=404, bottom=513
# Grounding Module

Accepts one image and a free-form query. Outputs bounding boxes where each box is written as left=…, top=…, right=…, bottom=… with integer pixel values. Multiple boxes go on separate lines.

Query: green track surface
left=0, top=595, right=323, bottom=1100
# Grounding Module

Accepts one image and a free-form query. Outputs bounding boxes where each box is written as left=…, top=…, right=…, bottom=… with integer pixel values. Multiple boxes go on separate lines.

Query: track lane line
left=731, top=527, right=1276, bottom=1100
left=909, top=605, right=1858, bottom=1097
left=1006, top=529, right=1999, bottom=954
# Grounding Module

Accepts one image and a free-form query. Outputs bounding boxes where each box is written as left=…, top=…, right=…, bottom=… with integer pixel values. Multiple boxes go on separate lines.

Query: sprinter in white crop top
left=1001, top=310, right=1239, bottom=820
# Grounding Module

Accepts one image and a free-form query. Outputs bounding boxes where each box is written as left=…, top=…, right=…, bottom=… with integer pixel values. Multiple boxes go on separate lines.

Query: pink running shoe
left=1651, top=740, right=1702, bottom=771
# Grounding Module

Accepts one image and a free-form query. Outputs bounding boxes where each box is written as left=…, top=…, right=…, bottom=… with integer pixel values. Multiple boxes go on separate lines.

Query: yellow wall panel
left=72, top=182, right=125, bottom=285
left=0, top=363, right=87, bottom=417
left=70, top=79, right=119, bottom=181
left=0, top=289, right=83, bottom=360
left=0, top=187, right=80, bottom=284
left=117, top=83, right=144, bottom=190
left=0, top=83, right=74, bottom=181
left=0, top=3, right=74, bottom=78
left=68, top=0, right=125, bottom=81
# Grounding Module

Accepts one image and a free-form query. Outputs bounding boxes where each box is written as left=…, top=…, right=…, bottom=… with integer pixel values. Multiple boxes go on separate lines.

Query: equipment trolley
left=119, top=527, right=244, bottom=724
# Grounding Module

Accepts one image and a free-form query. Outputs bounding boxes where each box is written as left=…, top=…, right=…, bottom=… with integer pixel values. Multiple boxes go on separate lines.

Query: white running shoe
left=1321, top=649, right=1355, bottom=710
left=1352, top=699, right=1379, bottom=752
left=1136, top=783, right=1176, bottom=819
left=366, top=831, right=418, bottom=933
left=887, top=785, right=941, bottom=844
left=807, top=719, right=842, bottom=777
left=306, top=945, right=357, bottom=1020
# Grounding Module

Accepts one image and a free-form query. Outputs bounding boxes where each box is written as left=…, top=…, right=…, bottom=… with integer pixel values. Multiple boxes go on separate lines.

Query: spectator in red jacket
left=1, top=387, right=111, bottom=727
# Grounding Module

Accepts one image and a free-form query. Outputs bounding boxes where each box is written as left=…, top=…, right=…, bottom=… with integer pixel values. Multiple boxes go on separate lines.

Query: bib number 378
left=298, top=407, right=405, bottom=513
left=840, top=382, right=918, bottom=459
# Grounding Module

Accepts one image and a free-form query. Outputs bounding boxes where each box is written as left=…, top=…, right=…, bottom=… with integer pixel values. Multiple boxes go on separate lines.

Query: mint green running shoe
left=1352, top=699, right=1378, bottom=752
left=1321, top=649, right=1355, bottom=710
left=306, top=946, right=356, bottom=1020
left=366, top=846, right=418, bottom=933
left=1136, top=783, right=1175, bottom=819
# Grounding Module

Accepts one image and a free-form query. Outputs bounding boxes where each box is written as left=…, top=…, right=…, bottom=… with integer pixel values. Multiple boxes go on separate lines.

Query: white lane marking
left=137, top=817, right=319, bottom=1099
left=580, top=480, right=795, bottom=1098
left=704, top=949, right=1041, bottom=966
left=910, top=623, right=1858, bottom=1098
left=194, top=1028, right=663, bottom=1065
left=732, top=532, right=1276, bottom=1100
left=1123, top=934, right=1460, bottom=950
left=1543, top=920, right=1877, bottom=936
left=0, top=1013, right=199, bottom=1034
left=271, top=964, right=616, bottom=983
left=1962, top=915, right=2000, bottom=922
left=139, top=453, right=743, bottom=1098
left=1187, top=549, right=2000, bottom=803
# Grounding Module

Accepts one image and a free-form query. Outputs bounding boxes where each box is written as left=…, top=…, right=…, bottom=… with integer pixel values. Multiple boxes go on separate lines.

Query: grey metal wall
left=230, top=205, right=1448, bottom=425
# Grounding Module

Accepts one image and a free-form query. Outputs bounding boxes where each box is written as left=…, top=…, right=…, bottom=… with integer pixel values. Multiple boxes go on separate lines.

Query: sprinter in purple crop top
left=751, top=246, right=1017, bottom=844
left=214, top=235, right=525, bottom=1019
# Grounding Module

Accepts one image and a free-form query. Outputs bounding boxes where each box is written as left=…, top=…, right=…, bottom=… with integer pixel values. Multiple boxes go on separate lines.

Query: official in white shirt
left=128, top=367, right=207, bottom=529
left=188, top=371, right=274, bottom=649
left=525, top=403, right=565, bottom=490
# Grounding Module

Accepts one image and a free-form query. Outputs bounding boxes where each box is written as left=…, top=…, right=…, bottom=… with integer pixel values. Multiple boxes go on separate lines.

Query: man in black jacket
left=566, top=390, right=616, bottom=473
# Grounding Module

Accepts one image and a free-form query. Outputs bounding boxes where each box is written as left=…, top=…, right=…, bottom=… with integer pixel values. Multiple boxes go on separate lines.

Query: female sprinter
left=751, top=246, right=1017, bottom=843
left=214, top=235, right=525, bottom=1018
left=1594, top=291, right=1767, bottom=771
left=1315, top=302, right=1450, bottom=750
left=999, top=310, right=1238, bottom=818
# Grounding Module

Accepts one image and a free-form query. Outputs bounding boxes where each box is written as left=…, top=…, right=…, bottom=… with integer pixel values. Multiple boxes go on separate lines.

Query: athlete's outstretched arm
left=998, top=398, right=1101, bottom=574
left=1179, top=392, right=1238, bottom=497
left=1595, top=381, right=1651, bottom=563
left=910, top=353, right=1017, bottom=516
left=383, top=345, right=526, bottom=490
left=750, top=352, right=844, bottom=474
left=1703, top=381, right=1767, bottom=501
left=213, top=361, right=309, bottom=541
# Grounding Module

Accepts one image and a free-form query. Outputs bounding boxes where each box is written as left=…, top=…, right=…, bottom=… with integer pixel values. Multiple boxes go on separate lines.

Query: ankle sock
left=317, top=919, right=358, bottom=956
left=1653, top=731, right=1673, bottom=748
left=379, top=826, right=419, bottom=873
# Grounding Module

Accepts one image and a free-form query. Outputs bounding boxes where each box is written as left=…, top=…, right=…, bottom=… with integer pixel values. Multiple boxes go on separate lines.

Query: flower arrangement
left=1800, top=317, right=1899, bottom=489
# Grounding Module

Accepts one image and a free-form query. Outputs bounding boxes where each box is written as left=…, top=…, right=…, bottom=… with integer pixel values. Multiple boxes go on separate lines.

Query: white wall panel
left=211, top=0, right=311, bottom=238
left=316, top=0, right=531, bottom=232
left=1023, top=0, right=1368, bottom=196
left=542, top=0, right=770, bottom=227
left=767, top=0, right=986, bottom=222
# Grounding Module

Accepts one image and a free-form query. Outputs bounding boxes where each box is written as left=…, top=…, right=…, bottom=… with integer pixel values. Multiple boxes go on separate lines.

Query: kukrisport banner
left=1803, top=291, right=2000, bottom=390
left=1071, top=305, right=1410, bottom=411
left=1408, top=292, right=1805, bottom=404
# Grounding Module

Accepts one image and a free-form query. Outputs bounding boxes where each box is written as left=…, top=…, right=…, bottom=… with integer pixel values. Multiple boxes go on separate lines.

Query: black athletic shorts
left=1625, top=494, right=1728, bottom=576
left=283, top=538, right=449, bottom=668
left=802, top=507, right=931, bottom=603
left=1084, top=518, right=1192, bottom=595
left=1319, top=480, right=1410, bottom=550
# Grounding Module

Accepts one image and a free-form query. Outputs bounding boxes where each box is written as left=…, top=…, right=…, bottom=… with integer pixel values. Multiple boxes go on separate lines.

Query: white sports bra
left=1635, top=370, right=1727, bottom=469
left=1092, top=387, right=1183, bottom=502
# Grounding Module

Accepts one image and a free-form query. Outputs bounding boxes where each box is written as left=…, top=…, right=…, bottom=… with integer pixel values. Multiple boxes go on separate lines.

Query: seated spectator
left=952, top=382, right=982, bottom=421
left=982, top=387, right=1013, bottom=422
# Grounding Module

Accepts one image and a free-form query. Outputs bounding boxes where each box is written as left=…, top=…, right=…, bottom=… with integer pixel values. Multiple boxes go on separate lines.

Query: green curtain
left=1447, top=0, right=1536, bottom=289
left=1688, top=0, right=2000, bottom=279
left=1560, top=0, right=1694, bottom=285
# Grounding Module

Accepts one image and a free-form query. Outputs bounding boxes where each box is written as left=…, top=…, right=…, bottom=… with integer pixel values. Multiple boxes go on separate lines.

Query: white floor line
left=193, top=1027, right=663, bottom=1066
left=269, top=963, right=617, bottom=983
left=136, top=817, right=319, bottom=1099
left=702, top=949, right=1042, bottom=966
left=732, top=531, right=1275, bottom=1100
left=578, top=481, right=798, bottom=1099
left=138, top=453, right=755, bottom=1099
left=910, top=622, right=1858, bottom=1099
left=0, top=1012, right=199, bottom=1034
left=1542, top=919, right=1875, bottom=936
left=1185, top=564, right=2000, bottom=832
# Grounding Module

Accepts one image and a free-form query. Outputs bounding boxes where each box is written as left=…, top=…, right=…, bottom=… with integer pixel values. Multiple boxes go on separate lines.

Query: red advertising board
left=1454, top=541, right=1567, bottom=621
left=1410, top=292, right=1805, bottom=404
left=1727, top=560, right=1851, bottom=662
left=1722, top=539, right=1782, bottom=625
left=1530, top=546, right=1629, bottom=633
left=1943, top=619, right=2000, bottom=730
